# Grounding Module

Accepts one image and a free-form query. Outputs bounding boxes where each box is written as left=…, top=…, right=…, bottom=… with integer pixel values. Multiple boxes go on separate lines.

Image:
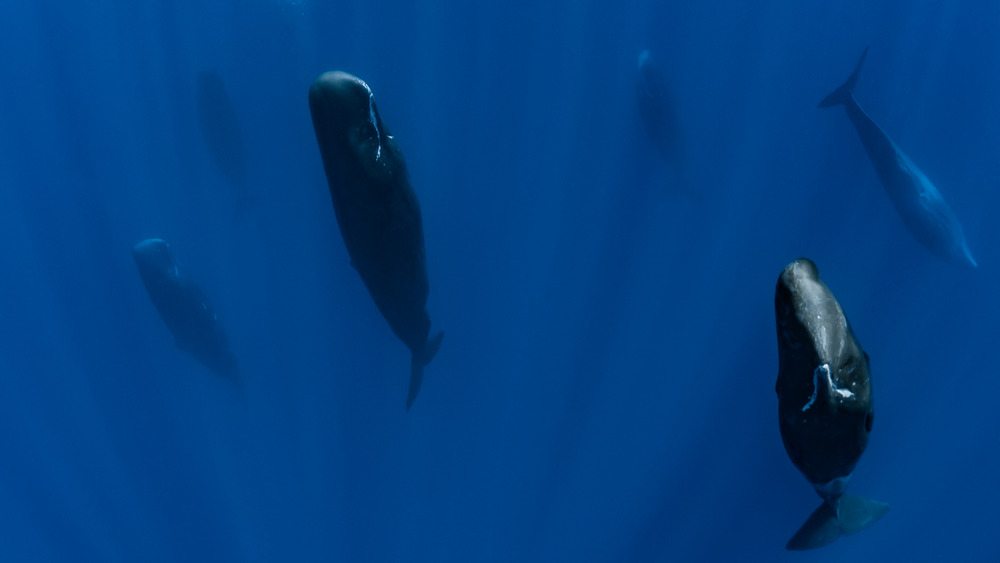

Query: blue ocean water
left=1, top=0, right=998, bottom=561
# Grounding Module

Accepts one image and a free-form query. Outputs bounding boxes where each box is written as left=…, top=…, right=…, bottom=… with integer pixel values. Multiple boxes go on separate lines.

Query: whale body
left=775, top=258, right=888, bottom=550
left=132, top=238, right=239, bottom=381
left=636, top=50, right=684, bottom=175
left=309, top=71, right=442, bottom=409
left=196, top=70, right=251, bottom=217
left=819, top=47, right=977, bottom=269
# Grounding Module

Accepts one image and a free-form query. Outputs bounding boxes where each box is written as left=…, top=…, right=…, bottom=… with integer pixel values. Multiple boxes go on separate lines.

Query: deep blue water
left=2, top=1, right=998, bottom=561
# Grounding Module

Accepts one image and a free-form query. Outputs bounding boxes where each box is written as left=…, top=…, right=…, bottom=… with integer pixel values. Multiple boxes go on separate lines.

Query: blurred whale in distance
left=775, top=258, right=888, bottom=550
left=308, top=71, right=442, bottom=410
left=196, top=70, right=250, bottom=216
left=819, top=46, right=977, bottom=269
left=636, top=49, right=687, bottom=195
left=132, top=238, right=239, bottom=382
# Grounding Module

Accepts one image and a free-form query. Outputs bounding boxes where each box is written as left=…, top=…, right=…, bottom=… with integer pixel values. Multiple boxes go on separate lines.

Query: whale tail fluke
left=786, top=494, right=889, bottom=551
left=818, top=45, right=870, bottom=108
left=406, top=331, right=444, bottom=410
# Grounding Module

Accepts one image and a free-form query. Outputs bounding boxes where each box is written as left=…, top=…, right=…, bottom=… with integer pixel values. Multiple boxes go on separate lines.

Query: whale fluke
left=406, top=331, right=443, bottom=410
left=786, top=494, right=889, bottom=551
left=818, top=45, right=870, bottom=108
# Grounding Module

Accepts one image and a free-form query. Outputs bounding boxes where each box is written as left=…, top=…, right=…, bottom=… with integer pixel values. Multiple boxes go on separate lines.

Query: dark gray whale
left=308, top=71, right=442, bottom=410
left=819, top=47, right=977, bottom=269
left=132, top=238, right=239, bottom=381
left=775, top=258, right=888, bottom=550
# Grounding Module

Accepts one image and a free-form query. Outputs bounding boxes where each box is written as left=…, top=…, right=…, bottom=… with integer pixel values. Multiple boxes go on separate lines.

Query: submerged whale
left=196, top=70, right=250, bottom=215
left=132, top=238, right=239, bottom=381
left=819, top=47, right=977, bottom=269
left=308, top=71, right=442, bottom=410
left=636, top=50, right=684, bottom=181
left=775, top=258, right=888, bottom=550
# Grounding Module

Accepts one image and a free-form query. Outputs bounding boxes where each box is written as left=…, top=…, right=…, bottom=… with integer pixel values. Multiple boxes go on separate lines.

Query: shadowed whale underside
left=775, top=258, right=888, bottom=550
left=819, top=46, right=977, bottom=269
left=132, top=238, right=239, bottom=382
left=309, top=71, right=442, bottom=410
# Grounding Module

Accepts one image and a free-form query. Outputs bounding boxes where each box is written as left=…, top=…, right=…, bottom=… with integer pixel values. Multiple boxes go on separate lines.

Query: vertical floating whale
left=308, top=71, right=442, bottom=410
left=819, top=47, right=977, bottom=269
left=775, top=258, right=888, bottom=550
left=636, top=50, right=686, bottom=190
left=196, top=70, right=249, bottom=214
left=132, top=238, right=239, bottom=381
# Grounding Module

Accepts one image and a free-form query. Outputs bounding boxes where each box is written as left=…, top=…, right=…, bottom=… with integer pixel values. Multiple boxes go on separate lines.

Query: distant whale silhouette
left=196, top=70, right=250, bottom=215
left=775, top=258, right=888, bottom=550
left=308, top=71, right=442, bottom=410
left=819, top=47, right=977, bottom=269
left=636, top=50, right=686, bottom=192
left=132, top=238, right=239, bottom=381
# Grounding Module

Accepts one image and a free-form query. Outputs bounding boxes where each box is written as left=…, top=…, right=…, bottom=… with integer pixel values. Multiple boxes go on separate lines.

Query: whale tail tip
left=786, top=494, right=889, bottom=551
left=406, top=331, right=444, bottom=410
left=818, top=45, right=870, bottom=108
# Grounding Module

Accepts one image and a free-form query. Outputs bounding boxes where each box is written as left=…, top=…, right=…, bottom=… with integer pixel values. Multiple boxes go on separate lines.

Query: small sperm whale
left=819, top=46, right=977, bottom=269
left=132, top=238, right=239, bottom=381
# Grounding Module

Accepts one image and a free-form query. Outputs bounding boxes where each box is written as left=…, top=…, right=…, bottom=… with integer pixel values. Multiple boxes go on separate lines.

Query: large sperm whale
left=309, top=71, right=442, bottom=409
left=775, top=258, right=889, bottom=550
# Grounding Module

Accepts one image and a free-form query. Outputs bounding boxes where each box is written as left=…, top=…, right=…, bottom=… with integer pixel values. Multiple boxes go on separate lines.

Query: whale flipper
left=818, top=45, right=870, bottom=108
left=786, top=494, right=889, bottom=551
left=406, top=331, right=443, bottom=410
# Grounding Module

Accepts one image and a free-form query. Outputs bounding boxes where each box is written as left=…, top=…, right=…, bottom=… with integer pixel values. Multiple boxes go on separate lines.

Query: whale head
left=775, top=258, right=837, bottom=364
left=636, top=49, right=662, bottom=100
left=132, top=238, right=182, bottom=281
left=309, top=71, right=395, bottom=171
left=775, top=259, right=870, bottom=411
